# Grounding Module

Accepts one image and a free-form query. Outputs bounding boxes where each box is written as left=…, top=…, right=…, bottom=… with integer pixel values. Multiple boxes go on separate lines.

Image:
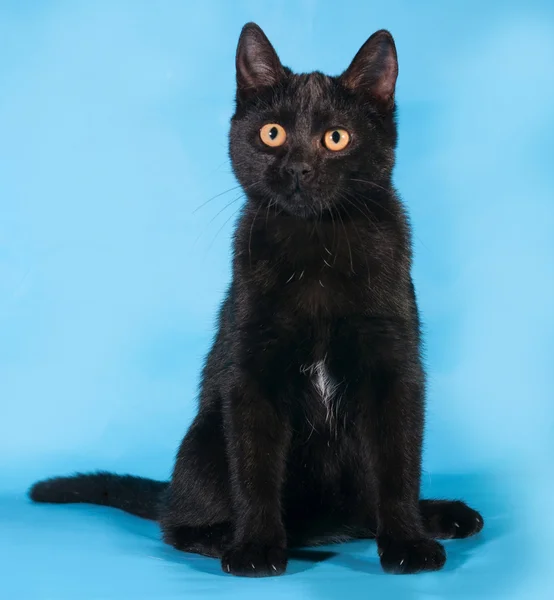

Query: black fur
left=30, top=23, right=483, bottom=577
left=30, top=472, right=167, bottom=520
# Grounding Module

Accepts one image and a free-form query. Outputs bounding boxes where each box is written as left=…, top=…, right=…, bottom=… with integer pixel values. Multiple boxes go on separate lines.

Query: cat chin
left=267, top=193, right=326, bottom=219
left=275, top=202, right=322, bottom=219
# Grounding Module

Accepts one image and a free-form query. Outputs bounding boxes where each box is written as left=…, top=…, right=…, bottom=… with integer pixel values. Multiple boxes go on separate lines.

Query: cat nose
left=286, top=163, right=313, bottom=181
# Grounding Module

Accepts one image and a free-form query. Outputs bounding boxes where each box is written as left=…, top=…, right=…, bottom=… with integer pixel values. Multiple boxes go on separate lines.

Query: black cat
left=30, top=22, right=483, bottom=577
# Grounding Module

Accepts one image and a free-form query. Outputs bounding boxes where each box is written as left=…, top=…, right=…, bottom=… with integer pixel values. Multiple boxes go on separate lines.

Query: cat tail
left=29, top=471, right=168, bottom=520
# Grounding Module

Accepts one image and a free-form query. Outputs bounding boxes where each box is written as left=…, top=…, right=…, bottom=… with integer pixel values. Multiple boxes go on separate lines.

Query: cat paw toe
left=222, top=544, right=287, bottom=577
left=378, top=537, right=446, bottom=574
left=421, top=500, right=484, bottom=539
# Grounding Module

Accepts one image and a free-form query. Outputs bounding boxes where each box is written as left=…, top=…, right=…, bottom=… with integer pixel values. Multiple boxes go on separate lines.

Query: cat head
left=229, top=23, right=399, bottom=219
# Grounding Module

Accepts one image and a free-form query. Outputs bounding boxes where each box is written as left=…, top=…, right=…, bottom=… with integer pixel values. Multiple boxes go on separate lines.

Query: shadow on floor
left=19, top=470, right=525, bottom=599
left=151, top=470, right=522, bottom=598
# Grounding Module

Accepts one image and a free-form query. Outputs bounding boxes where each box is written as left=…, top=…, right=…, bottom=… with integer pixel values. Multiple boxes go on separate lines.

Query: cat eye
left=260, top=123, right=287, bottom=147
left=323, top=128, right=350, bottom=152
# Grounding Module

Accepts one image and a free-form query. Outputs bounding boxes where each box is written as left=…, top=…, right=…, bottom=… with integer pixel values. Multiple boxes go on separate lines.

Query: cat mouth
left=290, top=188, right=307, bottom=201
left=277, top=191, right=321, bottom=218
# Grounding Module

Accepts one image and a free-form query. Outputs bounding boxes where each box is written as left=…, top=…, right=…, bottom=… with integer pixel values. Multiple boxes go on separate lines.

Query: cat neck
left=237, top=195, right=406, bottom=266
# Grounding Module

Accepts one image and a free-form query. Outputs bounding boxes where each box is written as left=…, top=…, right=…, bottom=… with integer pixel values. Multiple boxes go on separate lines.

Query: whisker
left=346, top=181, right=430, bottom=252
left=206, top=158, right=232, bottom=177
left=248, top=202, right=263, bottom=266
left=204, top=206, right=242, bottom=256
left=193, top=183, right=244, bottom=214
left=339, top=192, right=383, bottom=236
left=348, top=177, right=390, bottom=195
left=193, top=180, right=260, bottom=214
left=265, top=198, right=273, bottom=229
left=337, top=209, right=354, bottom=273
left=325, top=203, right=338, bottom=264
left=192, top=194, right=245, bottom=250
left=339, top=201, right=371, bottom=280
left=208, top=194, right=244, bottom=224
left=346, top=178, right=401, bottom=220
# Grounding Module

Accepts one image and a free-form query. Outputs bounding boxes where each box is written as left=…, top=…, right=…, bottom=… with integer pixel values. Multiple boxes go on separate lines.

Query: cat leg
left=420, top=500, right=484, bottom=539
left=220, top=350, right=293, bottom=577
left=164, top=523, right=232, bottom=558
left=344, top=320, right=446, bottom=574
left=365, top=365, right=446, bottom=574
left=159, top=409, right=234, bottom=558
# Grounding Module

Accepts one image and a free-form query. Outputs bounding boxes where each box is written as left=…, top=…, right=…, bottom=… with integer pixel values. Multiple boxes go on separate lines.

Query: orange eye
left=323, top=128, right=350, bottom=151
left=260, top=123, right=287, bottom=147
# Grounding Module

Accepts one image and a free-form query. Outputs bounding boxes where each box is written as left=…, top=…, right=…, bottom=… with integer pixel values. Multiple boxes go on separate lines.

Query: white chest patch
left=301, top=360, right=341, bottom=422
left=312, top=361, right=338, bottom=406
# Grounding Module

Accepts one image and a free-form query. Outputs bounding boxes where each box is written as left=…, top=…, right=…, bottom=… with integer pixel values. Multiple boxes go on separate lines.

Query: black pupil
left=269, top=127, right=279, bottom=139
left=331, top=130, right=341, bottom=144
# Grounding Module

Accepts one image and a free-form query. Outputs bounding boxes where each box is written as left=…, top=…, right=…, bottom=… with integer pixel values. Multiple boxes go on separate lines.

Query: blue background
left=1, top=1, right=554, bottom=598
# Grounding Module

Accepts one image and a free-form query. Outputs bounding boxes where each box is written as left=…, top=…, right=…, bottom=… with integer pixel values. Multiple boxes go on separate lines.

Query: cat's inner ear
left=236, top=23, right=285, bottom=97
left=340, top=30, right=398, bottom=107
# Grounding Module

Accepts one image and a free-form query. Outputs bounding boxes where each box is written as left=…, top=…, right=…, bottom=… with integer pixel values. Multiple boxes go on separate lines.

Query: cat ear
left=340, top=30, right=398, bottom=108
left=236, top=23, right=285, bottom=98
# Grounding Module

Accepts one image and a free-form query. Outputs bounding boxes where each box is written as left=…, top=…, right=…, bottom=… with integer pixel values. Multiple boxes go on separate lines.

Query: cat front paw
left=377, top=537, right=446, bottom=574
left=420, top=499, right=484, bottom=539
left=221, top=543, right=287, bottom=577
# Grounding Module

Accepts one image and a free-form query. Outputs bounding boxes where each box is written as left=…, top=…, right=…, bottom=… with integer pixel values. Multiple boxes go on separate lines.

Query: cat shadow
left=288, top=470, right=520, bottom=600
left=146, top=470, right=512, bottom=581
left=27, top=470, right=511, bottom=586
